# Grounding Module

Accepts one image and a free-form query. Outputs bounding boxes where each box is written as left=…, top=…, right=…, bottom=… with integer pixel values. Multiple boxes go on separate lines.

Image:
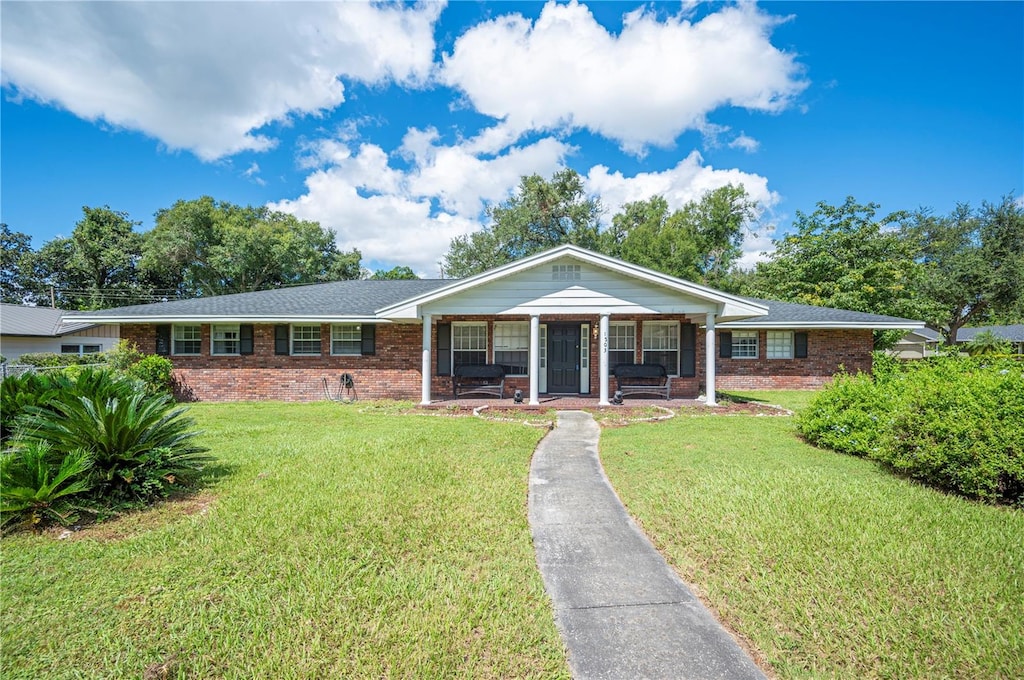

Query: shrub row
left=1, top=368, right=210, bottom=531
left=799, top=353, right=1024, bottom=505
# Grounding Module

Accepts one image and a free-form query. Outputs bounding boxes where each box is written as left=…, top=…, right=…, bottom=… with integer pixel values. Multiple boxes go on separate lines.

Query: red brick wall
left=715, top=329, right=873, bottom=390
left=120, top=322, right=872, bottom=401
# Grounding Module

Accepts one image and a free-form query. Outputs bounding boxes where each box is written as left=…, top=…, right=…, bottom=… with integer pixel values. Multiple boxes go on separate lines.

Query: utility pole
left=50, top=286, right=56, bottom=308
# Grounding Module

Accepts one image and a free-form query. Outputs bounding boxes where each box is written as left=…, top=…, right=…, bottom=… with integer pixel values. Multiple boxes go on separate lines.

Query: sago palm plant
left=16, top=369, right=211, bottom=503
left=0, top=442, right=93, bottom=530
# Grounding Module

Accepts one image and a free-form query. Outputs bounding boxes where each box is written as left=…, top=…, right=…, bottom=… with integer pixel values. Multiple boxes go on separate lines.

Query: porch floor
left=421, top=395, right=707, bottom=410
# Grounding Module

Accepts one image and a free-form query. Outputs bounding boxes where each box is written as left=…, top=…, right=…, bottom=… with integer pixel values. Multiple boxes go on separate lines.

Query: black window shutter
left=680, top=323, right=696, bottom=377
left=361, top=325, right=376, bottom=355
left=436, top=322, right=451, bottom=376
left=795, top=332, right=808, bottom=359
left=719, top=331, right=732, bottom=358
left=240, top=324, right=254, bottom=355
left=155, top=325, right=171, bottom=356
left=274, top=325, right=290, bottom=355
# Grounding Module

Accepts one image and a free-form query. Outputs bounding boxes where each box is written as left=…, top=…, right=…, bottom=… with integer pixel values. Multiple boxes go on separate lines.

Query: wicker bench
left=452, top=364, right=506, bottom=399
left=613, top=363, right=671, bottom=400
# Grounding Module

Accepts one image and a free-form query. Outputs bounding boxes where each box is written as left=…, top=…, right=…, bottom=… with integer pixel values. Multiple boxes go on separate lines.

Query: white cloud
left=270, top=133, right=570, bottom=275
left=585, top=151, right=780, bottom=268
left=441, top=1, right=807, bottom=153
left=242, top=162, right=266, bottom=186
left=728, top=133, right=761, bottom=153
left=0, top=2, right=442, bottom=160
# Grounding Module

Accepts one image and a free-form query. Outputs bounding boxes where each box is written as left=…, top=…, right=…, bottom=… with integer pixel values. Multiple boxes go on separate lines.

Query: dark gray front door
left=547, top=324, right=581, bottom=393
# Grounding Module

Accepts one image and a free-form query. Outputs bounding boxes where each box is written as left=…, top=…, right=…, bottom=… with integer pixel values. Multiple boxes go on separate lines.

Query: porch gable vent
left=552, top=264, right=581, bottom=281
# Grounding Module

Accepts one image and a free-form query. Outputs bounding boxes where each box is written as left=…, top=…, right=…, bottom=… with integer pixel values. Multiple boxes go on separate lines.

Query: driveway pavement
left=528, top=410, right=767, bottom=680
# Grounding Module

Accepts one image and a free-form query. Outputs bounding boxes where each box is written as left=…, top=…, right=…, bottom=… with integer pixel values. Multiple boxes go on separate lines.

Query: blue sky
left=2, top=1, right=1021, bottom=275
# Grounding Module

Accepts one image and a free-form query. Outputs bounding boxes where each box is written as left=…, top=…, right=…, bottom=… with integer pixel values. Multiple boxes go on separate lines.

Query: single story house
left=0, top=303, right=120, bottom=362
left=69, top=245, right=923, bottom=405
left=955, top=325, right=1024, bottom=355
left=893, top=327, right=942, bottom=359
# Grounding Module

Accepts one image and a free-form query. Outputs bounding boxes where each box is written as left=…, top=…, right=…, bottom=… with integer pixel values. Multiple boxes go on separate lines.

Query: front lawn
left=601, top=414, right=1024, bottom=678
left=1, top=402, right=568, bottom=679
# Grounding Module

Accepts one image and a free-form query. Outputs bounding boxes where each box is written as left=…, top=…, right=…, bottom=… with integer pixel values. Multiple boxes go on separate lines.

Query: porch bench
left=452, top=364, right=506, bottom=399
left=613, top=363, right=671, bottom=400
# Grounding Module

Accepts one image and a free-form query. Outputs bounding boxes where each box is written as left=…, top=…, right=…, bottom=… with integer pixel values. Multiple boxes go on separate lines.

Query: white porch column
left=420, top=313, right=432, bottom=405
left=529, top=314, right=541, bottom=405
left=599, top=313, right=610, bottom=406
left=705, top=312, right=717, bottom=406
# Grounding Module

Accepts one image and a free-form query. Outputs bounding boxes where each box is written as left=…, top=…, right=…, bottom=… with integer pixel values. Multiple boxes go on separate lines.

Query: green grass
left=600, top=414, right=1024, bottom=678
left=1, top=402, right=568, bottom=679
left=719, top=389, right=819, bottom=412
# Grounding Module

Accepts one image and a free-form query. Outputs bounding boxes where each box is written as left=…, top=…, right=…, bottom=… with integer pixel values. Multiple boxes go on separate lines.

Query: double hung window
left=211, top=324, right=240, bottom=355
left=331, top=324, right=362, bottom=355
left=642, top=321, right=679, bottom=375
left=608, top=322, right=636, bottom=367
left=452, top=323, right=487, bottom=369
left=732, top=331, right=758, bottom=359
left=292, top=325, right=322, bottom=355
left=493, top=322, right=528, bottom=376
left=172, top=324, right=201, bottom=355
left=766, top=331, right=794, bottom=359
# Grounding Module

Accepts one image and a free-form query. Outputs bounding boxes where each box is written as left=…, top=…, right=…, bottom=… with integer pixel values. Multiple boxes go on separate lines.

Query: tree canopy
left=142, top=197, right=362, bottom=297
left=601, top=184, right=755, bottom=288
left=441, top=169, right=602, bottom=277
left=906, top=195, right=1024, bottom=342
left=743, top=197, right=938, bottom=348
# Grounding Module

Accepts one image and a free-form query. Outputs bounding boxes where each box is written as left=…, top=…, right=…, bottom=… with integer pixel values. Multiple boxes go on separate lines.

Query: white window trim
left=211, top=323, right=241, bottom=356
left=493, top=321, right=529, bottom=377
left=291, top=324, right=322, bottom=356
left=60, top=343, right=102, bottom=356
left=172, top=324, right=201, bottom=356
left=642, top=320, right=680, bottom=377
left=452, top=321, right=488, bottom=368
left=766, top=330, right=794, bottom=360
left=330, top=323, right=362, bottom=356
left=732, top=330, right=759, bottom=360
left=609, top=321, right=636, bottom=366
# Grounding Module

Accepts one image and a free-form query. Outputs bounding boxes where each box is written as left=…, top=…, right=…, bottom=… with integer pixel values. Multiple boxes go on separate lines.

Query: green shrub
left=14, top=352, right=103, bottom=368
left=15, top=368, right=211, bottom=506
left=0, top=442, right=93, bottom=530
left=801, top=355, right=1024, bottom=505
left=797, top=371, right=896, bottom=456
left=125, top=354, right=174, bottom=394
left=0, top=372, right=65, bottom=444
left=102, top=340, right=144, bottom=372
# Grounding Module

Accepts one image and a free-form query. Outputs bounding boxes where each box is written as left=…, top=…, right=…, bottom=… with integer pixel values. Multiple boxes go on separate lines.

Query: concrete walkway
left=528, top=411, right=766, bottom=680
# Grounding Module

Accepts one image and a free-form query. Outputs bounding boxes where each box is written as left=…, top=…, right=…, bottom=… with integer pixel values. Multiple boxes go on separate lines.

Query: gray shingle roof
left=64, top=280, right=924, bottom=329
left=956, top=325, right=1024, bottom=343
left=66, top=280, right=452, bottom=320
left=718, top=297, right=924, bottom=328
left=0, top=303, right=98, bottom=336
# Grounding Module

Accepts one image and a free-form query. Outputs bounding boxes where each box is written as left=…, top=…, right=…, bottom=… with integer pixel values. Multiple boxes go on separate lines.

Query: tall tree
left=441, top=169, right=602, bottom=277
left=141, top=197, right=362, bottom=297
left=1, top=224, right=34, bottom=304
left=13, top=207, right=149, bottom=309
left=600, top=196, right=702, bottom=281
left=907, top=195, right=1024, bottom=342
left=601, top=185, right=756, bottom=287
left=745, top=197, right=935, bottom=348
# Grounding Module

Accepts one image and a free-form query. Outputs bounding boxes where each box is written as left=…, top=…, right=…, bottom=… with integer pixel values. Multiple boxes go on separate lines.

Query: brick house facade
left=80, top=246, right=915, bottom=404
left=120, top=321, right=872, bottom=402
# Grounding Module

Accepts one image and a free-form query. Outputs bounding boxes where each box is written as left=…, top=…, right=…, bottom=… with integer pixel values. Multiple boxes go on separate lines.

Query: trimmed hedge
left=14, top=352, right=105, bottom=368
left=800, top=354, right=1024, bottom=505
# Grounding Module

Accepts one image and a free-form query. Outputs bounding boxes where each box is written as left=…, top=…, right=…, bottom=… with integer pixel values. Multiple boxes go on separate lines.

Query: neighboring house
left=955, top=325, right=1024, bottom=355
left=0, top=303, right=120, bottom=362
left=893, top=327, right=942, bottom=359
left=69, top=245, right=923, bottom=404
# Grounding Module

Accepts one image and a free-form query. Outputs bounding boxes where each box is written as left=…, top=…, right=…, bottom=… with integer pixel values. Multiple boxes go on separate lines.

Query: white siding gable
left=421, top=257, right=717, bottom=316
